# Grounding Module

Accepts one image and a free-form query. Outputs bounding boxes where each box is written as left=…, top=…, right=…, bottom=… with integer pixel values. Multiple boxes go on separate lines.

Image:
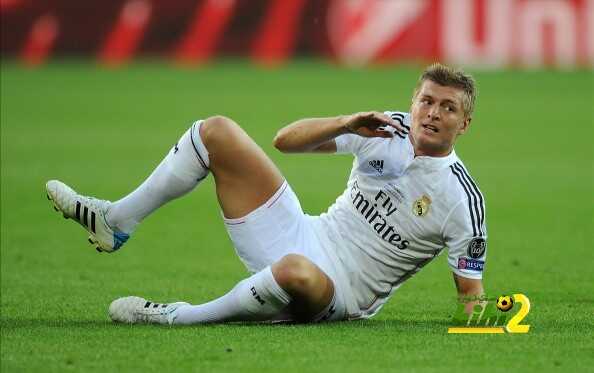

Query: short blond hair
left=413, top=63, right=477, bottom=117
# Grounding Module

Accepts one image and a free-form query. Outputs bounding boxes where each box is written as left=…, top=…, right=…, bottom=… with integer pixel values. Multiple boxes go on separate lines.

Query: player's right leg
left=46, top=115, right=284, bottom=252
left=46, top=122, right=208, bottom=252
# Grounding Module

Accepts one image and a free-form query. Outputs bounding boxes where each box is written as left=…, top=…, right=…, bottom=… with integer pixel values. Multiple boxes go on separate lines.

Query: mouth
left=421, top=124, right=439, bottom=133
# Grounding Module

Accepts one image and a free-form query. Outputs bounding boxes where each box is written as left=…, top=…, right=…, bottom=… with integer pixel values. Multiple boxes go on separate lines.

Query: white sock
left=171, top=267, right=292, bottom=325
left=106, top=121, right=209, bottom=233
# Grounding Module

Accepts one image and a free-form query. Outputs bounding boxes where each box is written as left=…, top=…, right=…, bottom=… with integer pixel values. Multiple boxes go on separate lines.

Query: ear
left=458, top=116, right=471, bottom=135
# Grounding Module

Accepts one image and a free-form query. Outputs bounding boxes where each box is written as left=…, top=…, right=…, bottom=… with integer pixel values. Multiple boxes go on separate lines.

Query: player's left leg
left=109, top=254, right=338, bottom=324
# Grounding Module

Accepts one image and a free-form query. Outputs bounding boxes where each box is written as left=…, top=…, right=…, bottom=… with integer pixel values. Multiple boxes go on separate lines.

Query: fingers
left=360, top=111, right=406, bottom=133
left=372, top=129, right=394, bottom=138
left=377, top=112, right=406, bottom=132
left=348, top=111, right=407, bottom=139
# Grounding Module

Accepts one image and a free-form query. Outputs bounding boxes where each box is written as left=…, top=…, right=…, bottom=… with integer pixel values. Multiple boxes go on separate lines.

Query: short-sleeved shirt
left=317, top=111, right=487, bottom=318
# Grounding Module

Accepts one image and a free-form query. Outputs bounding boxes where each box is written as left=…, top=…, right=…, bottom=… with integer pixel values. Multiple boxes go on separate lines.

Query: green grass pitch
left=1, top=61, right=593, bottom=372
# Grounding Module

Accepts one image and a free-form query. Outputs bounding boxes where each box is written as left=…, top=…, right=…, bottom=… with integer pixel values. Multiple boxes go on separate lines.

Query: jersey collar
left=404, top=135, right=459, bottom=171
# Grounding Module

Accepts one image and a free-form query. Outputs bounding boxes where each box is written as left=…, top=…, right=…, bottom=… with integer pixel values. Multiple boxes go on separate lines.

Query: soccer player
left=46, top=63, right=487, bottom=324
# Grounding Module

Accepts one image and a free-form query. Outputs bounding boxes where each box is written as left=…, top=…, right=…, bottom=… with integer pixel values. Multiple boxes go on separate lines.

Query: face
left=410, top=79, right=471, bottom=157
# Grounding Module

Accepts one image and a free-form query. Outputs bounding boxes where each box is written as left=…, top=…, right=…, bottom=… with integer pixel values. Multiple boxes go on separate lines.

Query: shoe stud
left=96, top=247, right=102, bottom=253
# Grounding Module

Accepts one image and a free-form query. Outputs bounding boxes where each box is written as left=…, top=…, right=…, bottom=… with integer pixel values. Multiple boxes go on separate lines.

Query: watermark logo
left=448, top=293, right=531, bottom=334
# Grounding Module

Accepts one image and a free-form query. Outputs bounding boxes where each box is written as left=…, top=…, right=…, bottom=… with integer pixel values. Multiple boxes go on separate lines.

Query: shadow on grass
left=175, top=318, right=454, bottom=331
left=0, top=317, right=451, bottom=332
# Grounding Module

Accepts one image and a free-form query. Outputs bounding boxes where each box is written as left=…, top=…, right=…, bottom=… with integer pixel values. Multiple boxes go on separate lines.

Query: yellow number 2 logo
left=505, top=294, right=531, bottom=333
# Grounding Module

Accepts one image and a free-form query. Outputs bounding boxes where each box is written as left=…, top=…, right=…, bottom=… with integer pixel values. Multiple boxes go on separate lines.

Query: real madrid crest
left=412, top=195, right=431, bottom=217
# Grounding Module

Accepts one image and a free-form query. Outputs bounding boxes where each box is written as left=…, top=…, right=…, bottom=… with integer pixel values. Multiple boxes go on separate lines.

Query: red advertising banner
left=1, top=0, right=592, bottom=68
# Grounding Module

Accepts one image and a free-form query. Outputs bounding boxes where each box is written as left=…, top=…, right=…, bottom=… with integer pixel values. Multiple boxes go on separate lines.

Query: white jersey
left=317, top=111, right=487, bottom=318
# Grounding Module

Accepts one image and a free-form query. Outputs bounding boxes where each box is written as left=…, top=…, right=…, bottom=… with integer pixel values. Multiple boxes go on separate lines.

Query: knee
left=201, top=115, right=243, bottom=147
left=272, top=254, right=321, bottom=296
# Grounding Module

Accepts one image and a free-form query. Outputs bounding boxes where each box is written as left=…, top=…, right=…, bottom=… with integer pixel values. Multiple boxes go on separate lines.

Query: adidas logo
left=369, top=160, right=384, bottom=174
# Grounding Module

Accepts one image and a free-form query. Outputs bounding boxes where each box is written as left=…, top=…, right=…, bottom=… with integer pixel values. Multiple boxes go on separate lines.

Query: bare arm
left=273, top=112, right=404, bottom=153
left=453, top=273, right=485, bottom=314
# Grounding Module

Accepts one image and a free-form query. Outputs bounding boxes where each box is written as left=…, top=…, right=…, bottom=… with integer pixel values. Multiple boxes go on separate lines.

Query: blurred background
left=1, top=0, right=592, bottom=68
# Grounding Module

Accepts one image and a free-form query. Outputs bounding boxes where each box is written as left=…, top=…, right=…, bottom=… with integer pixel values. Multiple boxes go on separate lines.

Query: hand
left=343, top=111, right=404, bottom=138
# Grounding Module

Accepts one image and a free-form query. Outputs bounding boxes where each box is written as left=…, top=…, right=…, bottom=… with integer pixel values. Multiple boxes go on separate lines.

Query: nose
left=427, top=104, right=440, bottom=120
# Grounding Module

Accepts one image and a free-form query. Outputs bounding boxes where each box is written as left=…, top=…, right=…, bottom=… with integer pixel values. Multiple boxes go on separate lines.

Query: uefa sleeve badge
left=467, top=237, right=486, bottom=258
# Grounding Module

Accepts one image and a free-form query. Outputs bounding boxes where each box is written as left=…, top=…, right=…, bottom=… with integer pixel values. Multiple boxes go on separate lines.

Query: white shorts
left=223, top=181, right=358, bottom=321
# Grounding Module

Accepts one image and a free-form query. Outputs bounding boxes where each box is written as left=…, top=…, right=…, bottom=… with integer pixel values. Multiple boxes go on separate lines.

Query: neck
left=414, top=148, right=453, bottom=158
left=410, top=137, right=453, bottom=158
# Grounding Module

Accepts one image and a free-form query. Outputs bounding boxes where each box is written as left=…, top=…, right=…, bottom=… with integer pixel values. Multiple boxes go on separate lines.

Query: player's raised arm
left=273, top=111, right=403, bottom=153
